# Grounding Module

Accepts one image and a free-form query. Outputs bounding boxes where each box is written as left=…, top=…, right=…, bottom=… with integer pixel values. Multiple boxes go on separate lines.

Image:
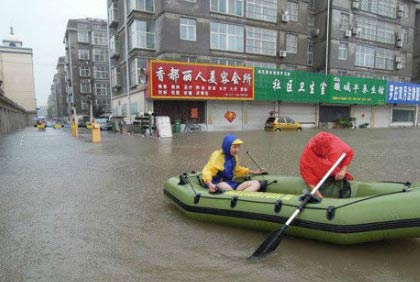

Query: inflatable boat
left=164, top=172, right=420, bottom=245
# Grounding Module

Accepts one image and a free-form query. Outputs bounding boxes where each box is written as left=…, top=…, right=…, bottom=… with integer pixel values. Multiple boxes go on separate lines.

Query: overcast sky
left=0, top=0, right=107, bottom=107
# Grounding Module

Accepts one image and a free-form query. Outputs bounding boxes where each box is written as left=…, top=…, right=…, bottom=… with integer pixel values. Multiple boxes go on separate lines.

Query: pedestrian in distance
left=300, top=131, right=354, bottom=198
left=202, top=133, right=266, bottom=193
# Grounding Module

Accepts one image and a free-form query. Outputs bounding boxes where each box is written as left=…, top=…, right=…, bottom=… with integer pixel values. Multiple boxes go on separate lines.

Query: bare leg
left=236, top=180, right=261, bottom=192
left=216, top=182, right=234, bottom=191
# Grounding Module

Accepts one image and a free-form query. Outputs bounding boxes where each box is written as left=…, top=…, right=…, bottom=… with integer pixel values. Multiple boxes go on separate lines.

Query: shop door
left=319, top=106, right=350, bottom=122
left=153, top=100, right=205, bottom=124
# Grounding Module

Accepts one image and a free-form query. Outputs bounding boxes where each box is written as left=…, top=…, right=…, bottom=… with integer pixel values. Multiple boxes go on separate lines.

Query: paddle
left=246, top=151, right=268, bottom=175
left=250, top=153, right=347, bottom=259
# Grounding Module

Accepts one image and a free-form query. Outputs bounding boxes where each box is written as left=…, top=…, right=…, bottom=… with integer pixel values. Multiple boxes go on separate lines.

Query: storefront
left=146, top=60, right=254, bottom=131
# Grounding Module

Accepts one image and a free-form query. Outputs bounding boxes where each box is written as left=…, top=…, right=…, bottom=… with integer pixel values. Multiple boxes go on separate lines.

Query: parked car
left=264, top=116, right=303, bottom=132
left=95, top=118, right=112, bottom=131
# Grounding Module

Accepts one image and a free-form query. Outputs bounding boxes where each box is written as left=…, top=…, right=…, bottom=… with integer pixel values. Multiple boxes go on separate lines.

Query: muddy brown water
left=1, top=127, right=420, bottom=281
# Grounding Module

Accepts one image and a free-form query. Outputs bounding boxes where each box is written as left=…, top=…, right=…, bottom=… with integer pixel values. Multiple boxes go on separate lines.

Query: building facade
left=64, top=18, right=112, bottom=121
left=49, top=57, right=68, bottom=120
left=0, top=27, right=36, bottom=124
left=108, top=0, right=420, bottom=130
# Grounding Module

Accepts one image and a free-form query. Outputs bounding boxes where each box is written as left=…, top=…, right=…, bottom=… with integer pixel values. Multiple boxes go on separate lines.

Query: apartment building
left=49, top=57, right=67, bottom=120
left=108, top=0, right=420, bottom=130
left=64, top=18, right=111, bottom=120
left=0, top=27, right=36, bottom=122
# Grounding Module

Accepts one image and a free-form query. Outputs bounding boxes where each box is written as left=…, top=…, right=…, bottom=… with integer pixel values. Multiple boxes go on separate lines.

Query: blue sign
left=387, top=81, right=420, bottom=104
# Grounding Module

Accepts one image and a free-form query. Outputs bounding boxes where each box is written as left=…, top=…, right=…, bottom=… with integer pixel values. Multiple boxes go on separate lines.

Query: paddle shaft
left=250, top=152, right=347, bottom=258
left=246, top=151, right=267, bottom=174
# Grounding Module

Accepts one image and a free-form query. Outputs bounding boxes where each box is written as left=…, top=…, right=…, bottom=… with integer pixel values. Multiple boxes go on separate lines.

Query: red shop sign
left=147, top=60, right=254, bottom=100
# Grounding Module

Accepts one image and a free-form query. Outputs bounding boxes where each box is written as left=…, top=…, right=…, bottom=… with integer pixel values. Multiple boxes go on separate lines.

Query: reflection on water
left=1, top=127, right=420, bottom=281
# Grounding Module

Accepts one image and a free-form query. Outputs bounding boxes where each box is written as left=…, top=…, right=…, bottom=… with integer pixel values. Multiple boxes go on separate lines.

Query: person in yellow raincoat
left=202, top=134, right=266, bottom=193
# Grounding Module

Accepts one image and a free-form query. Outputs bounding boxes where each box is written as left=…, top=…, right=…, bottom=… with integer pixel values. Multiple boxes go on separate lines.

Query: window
left=108, top=2, right=119, bottom=23
left=210, top=22, right=244, bottom=52
left=210, top=57, right=243, bottom=66
left=180, top=56, right=198, bottom=63
left=355, top=45, right=375, bottom=67
left=286, top=33, right=297, bottom=53
left=401, top=3, right=409, bottom=18
left=95, top=82, right=109, bottom=96
left=357, top=17, right=377, bottom=41
left=307, top=15, right=315, bottom=30
left=360, top=0, right=397, bottom=18
left=245, top=61, right=276, bottom=68
left=246, top=0, right=277, bottom=22
left=111, top=67, right=121, bottom=88
left=129, top=58, right=147, bottom=86
left=376, top=23, right=394, bottom=44
left=401, top=28, right=408, bottom=45
left=307, top=44, right=313, bottom=66
left=211, top=0, right=243, bottom=17
left=79, top=66, right=90, bottom=77
left=78, top=23, right=88, bottom=29
left=130, top=103, right=138, bottom=115
left=375, top=48, right=394, bottom=70
left=78, top=49, right=90, bottom=60
left=180, top=18, right=196, bottom=41
left=77, top=30, right=89, bottom=43
left=338, top=43, right=348, bottom=60
left=94, top=66, right=108, bottom=79
left=92, top=31, right=107, bottom=46
left=80, top=80, right=92, bottom=93
left=93, top=49, right=108, bottom=63
left=337, top=70, right=347, bottom=76
left=246, top=26, right=277, bottom=56
left=339, top=13, right=350, bottom=32
left=392, top=109, right=414, bottom=122
left=121, top=104, right=127, bottom=116
left=128, top=20, right=155, bottom=50
left=400, top=53, right=407, bottom=69
left=127, top=0, right=155, bottom=13
left=287, top=1, right=299, bottom=22
left=110, top=35, right=119, bottom=55
left=309, top=0, right=316, bottom=9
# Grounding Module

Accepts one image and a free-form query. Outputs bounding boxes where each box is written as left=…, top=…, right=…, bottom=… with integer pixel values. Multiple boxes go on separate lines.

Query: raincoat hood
left=222, top=134, right=239, bottom=156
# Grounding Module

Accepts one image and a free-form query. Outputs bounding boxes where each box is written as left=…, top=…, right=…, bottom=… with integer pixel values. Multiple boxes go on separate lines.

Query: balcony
left=108, top=3, right=119, bottom=28
left=110, top=35, right=120, bottom=59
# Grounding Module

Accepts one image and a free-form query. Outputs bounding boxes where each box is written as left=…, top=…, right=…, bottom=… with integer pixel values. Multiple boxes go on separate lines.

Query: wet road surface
left=1, top=127, right=420, bottom=281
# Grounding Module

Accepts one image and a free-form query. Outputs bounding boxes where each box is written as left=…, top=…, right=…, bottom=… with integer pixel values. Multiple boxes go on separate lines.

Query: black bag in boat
left=319, top=177, right=352, bottom=198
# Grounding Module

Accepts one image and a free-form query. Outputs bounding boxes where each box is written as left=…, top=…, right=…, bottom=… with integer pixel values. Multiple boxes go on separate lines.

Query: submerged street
left=1, top=127, right=420, bottom=281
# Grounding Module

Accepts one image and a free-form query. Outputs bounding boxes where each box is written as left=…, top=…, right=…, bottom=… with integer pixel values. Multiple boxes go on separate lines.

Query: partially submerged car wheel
left=275, top=128, right=281, bottom=132
left=296, top=128, right=302, bottom=132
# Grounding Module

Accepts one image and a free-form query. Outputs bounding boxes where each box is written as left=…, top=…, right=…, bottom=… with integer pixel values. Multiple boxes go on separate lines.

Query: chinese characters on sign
left=254, top=68, right=387, bottom=105
left=387, top=81, right=420, bottom=104
left=149, top=60, right=254, bottom=100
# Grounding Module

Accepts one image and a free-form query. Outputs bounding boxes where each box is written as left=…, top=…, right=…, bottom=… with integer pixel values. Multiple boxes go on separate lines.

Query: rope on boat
left=181, top=173, right=415, bottom=219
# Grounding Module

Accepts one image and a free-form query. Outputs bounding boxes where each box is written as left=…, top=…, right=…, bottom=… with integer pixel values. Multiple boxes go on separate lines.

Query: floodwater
left=1, top=127, right=420, bottom=281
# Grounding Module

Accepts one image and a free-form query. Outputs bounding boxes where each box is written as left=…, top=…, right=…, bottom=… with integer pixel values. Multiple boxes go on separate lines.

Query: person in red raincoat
left=300, top=132, right=354, bottom=198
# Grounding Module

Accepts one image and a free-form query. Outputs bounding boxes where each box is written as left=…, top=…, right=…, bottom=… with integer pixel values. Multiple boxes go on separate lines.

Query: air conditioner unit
left=312, top=28, right=320, bottom=37
left=282, top=14, right=290, bottom=22
left=395, top=56, right=402, bottom=63
left=279, top=50, right=287, bottom=57
left=395, top=63, right=402, bottom=70
left=398, top=5, right=405, bottom=12
left=396, top=40, right=403, bottom=48
left=344, top=30, right=352, bottom=38
left=352, top=0, right=360, bottom=9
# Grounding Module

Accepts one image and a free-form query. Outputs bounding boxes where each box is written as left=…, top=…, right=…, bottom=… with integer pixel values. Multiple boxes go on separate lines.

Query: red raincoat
left=300, top=132, right=354, bottom=187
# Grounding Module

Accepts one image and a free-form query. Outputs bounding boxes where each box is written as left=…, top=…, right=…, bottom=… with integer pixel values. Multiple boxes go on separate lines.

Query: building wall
left=0, top=49, right=36, bottom=112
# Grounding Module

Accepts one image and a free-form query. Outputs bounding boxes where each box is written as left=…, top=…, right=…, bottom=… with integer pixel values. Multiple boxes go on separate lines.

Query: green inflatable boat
left=164, top=172, right=420, bottom=245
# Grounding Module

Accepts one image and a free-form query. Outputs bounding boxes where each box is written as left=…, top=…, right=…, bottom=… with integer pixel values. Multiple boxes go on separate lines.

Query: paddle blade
left=250, top=225, right=288, bottom=259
